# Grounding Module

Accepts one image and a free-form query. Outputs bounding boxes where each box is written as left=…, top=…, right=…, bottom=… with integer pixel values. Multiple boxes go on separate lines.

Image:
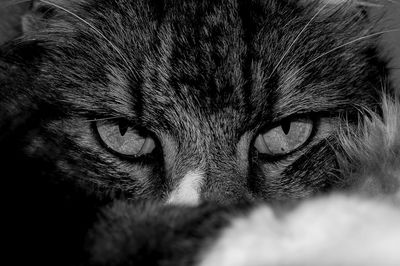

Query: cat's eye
left=96, top=120, right=155, bottom=157
left=254, top=118, right=313, bottom=156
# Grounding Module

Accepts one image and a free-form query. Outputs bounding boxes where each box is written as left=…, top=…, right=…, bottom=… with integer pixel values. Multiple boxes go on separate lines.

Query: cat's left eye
left=95, top=120, right=155, bottom=157
left=254, top=118, right=313, bottom=156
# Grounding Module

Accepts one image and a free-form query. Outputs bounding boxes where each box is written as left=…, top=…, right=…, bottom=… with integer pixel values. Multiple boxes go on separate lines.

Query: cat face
left=2, top=0, right=386, bottom=205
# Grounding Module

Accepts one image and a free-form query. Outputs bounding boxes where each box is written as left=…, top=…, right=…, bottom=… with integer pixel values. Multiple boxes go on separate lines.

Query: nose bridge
left=167, top=121, right=251, bottom=205
left=171, top=119, right=235, bottom=173
left=202, top=137, right=252, bottom=203
left=165, top=123, right=208, bottom=205
left=207, top=135, right=239, bottom=174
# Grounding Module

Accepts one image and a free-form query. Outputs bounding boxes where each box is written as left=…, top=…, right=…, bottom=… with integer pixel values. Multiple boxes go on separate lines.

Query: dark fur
left=0, top=0, right=391, bottom=265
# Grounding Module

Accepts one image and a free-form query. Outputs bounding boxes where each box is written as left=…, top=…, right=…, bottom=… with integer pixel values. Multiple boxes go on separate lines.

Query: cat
left=0, top=0, right=398, bottom=265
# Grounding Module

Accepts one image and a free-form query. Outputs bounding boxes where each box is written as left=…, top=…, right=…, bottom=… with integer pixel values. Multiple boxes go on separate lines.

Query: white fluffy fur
left=200, top=196, right=400, bottom=266
left=199, top=94, right=400, bottom=266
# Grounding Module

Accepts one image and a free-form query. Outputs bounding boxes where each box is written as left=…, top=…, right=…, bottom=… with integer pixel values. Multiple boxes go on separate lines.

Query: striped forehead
left=131, top=0, right=299, bottom=113
left=98, top=0, right=372, bottom=126
left=137, top=0, right=247, bottom=109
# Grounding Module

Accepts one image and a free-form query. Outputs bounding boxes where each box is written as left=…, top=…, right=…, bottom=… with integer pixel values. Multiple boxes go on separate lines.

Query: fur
left=0, top=0, right=399, bottom=265
left=337, top=93, right=400, bottom=196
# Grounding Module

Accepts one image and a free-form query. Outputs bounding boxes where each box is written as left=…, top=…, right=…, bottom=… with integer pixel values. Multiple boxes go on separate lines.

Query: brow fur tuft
left=336, top=93, right=400, bottom=197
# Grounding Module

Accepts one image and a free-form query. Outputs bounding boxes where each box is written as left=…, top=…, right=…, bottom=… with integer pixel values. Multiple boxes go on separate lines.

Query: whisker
left=39, top=0, right=134, bottom=74
left=303, top=28, right=399, bottom=70
left=266, top=1, right=331, bottom=80
left=276, top=28, right=400, bottom=91
left=82, top=116, right=125, bottom=123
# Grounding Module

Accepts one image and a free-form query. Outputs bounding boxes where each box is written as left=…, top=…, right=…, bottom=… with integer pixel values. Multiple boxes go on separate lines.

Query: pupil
left=281, top=121, right=291, bottom=135
left=118, top=121, right=129, bottom=136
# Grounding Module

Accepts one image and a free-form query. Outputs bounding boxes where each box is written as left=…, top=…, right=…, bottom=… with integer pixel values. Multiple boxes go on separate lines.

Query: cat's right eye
left=95, top=120, right=155, bottom=157
left=254, top=118, right=313, bottom=156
